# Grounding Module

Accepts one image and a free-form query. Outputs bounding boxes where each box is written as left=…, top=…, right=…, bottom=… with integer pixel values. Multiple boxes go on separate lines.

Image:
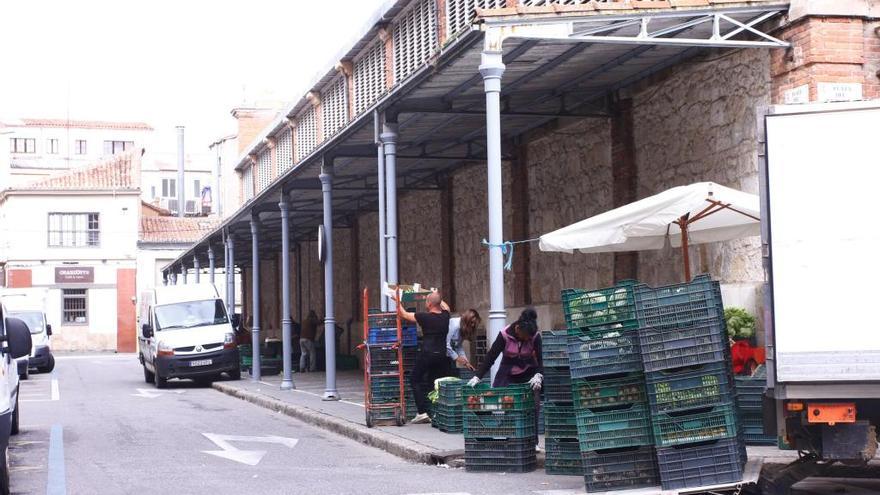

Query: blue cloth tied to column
left=480, top=238, right=540, bottom=271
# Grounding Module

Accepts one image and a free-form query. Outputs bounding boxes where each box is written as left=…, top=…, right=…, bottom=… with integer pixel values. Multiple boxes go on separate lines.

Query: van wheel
left=10, top=396, right=19, bottom=436
left=143, top=365, right=155, bottom=384
left=154, top=372, right=168, bottom=389
left=0, top=447, right=9, bottom=495
left=38, top=355, right=55, bottom=374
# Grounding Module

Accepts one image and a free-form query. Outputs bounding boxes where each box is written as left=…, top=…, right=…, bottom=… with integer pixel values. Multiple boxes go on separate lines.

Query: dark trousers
left=410, top=351, right=450, bottom=415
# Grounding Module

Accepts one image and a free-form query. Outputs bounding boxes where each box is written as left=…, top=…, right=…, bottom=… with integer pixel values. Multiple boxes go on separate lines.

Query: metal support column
left=181, top=266, right=187, bottom=284
left=320, top=159, right=340, bottom=400
left=250, top=216, right=262, bottom=382
left=480, top=51, right=507, bottom=381
left=228, top=234, right=236, bottom=316
left=193, top=256, right=200, bottom=283
left=380, top=122, right=399, bottom=310
left=279, top=198, right=295, bottom=390
left=208, top=245, right=215, bottom=284
left=375, top=112, right=388, bottom=311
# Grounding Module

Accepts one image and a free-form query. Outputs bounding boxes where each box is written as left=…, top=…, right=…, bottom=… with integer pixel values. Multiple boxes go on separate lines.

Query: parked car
left=0, top=291, right=54, bottom=378
left=138, top=283, right=240, bottom=388
left=0, top=303, right=35, bottom=495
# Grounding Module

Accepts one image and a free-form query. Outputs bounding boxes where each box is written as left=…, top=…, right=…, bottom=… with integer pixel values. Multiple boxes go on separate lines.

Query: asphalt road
left=10, top=354, right=880, bottom=495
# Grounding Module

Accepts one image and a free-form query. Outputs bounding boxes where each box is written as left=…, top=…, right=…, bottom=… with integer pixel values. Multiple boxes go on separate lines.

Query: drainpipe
left=374, top=111, right=388, bottom=311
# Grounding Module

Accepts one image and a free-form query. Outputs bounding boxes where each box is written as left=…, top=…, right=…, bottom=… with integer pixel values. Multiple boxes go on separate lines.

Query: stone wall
left=358, top=212, right=380, bottom=310
left=398, top=189, right=444, bottom=294
left=631, top=48, right=770, bottom=289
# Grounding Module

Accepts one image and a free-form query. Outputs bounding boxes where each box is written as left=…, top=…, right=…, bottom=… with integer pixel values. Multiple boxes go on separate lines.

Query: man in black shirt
left=395, top=290, right=451, bottom=424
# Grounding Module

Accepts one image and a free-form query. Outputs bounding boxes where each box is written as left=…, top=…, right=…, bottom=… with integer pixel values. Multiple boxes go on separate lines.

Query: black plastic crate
left=582, top=445, right=660, bottom=492
left=576, top=402, right=654, bottom=451
left=646, top=362, right=734, bottom=414
left=633, top=275, right=724, bottom=332
left=562, top=281, right=638, bottom=333
left=465, top=438, right=537, bottom=473
left=638, top=322, right=728, bottom=373
left=544, top=366, right=573, bottom=404
left=464, top=410, right=537, bottom=440
left=542, top=329, right=571, bottom=367
left=656, top=437, right=746, bottom=490
left=571, top=373, right=647, bottom=410
left=544, top=403, right=578, bottom=439
left=545, top=438, right=583, bottom=476
left=567, top=328, right=643, bottom=379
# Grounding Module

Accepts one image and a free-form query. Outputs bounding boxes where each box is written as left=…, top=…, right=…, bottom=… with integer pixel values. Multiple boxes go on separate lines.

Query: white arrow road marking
left=131, top=388, right=185, bottom=398
left=201, top=433, right=299, bottom=466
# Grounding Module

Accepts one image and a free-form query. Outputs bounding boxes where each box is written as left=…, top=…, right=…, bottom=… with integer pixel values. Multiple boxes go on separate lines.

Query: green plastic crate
left=652, top=403, right=739, bottom=448
left=571, top=374, right=647, bottom=410
left=462, top=383, right=536, bottom=412
left=576, top=403, right=654, bottom=451
left=464, top=410, right=536, bottom=440
left=583, top=445, right=660, bottom=492
left=545, top=438, right=583, bottom=476
left=562, top=281, right=638, bottom=333
left=567, top=328, right=644, bottom=379
left=646, top=362, right=734, bottom=414
left=544, top=403, right=579, bottom=439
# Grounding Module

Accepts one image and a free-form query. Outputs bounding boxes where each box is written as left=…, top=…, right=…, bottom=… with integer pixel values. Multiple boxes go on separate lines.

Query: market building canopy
left=539, top=182, right=760, bottom=254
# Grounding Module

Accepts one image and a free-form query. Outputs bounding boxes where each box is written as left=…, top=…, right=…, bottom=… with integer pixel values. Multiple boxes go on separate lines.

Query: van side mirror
left=4, top=317, right=33, bottom=359
left=141, top=323, right=153, bottom=338
left=46, top=324, right=52, bottom=336
left=231, top=314, right=242, bottom=329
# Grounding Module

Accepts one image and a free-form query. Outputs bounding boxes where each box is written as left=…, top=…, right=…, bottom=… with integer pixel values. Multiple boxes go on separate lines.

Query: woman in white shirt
left=446, top=309, right=481, bottom=374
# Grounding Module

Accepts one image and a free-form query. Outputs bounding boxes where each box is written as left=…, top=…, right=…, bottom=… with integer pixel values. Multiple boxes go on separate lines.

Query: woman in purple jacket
left=467, top=308, right=543, bottom=390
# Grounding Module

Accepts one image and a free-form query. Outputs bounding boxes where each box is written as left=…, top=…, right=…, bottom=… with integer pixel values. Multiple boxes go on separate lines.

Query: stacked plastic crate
left=735, top=366, right=775, bottom=445
left=365, top=312, right=419, bottom=425
left=635, top=275, right=745, bottom=491
left=563, top=283, right=660, bottom=492
left=541, top=330, right=579, bottom=475
left=432, top=379, right=465, bottom=433
left=463, top=383, right=537, bottom=473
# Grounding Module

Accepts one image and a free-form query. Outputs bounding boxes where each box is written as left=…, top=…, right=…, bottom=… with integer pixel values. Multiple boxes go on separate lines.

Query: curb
left=213, top=382, right=436, bottom=464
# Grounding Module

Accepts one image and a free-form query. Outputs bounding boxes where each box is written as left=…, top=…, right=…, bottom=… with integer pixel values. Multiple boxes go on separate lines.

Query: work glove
left=467, top=376, right=480, bottom=388
left=528, top=373, right=543, bottom=391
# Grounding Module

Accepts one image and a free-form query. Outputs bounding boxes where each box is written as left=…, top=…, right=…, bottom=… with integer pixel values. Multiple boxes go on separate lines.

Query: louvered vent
left=322, top=76, right=348, bottom=138
left=519, top=0, right=598, bottom=5
left=446, top=0, right=505, bottom=39
left=295, top=107, right=318, bottom=162
left=276, top=129, right=293, bottom=173
left=256, top=149, right=272, bottom=192
left=243, top=166, right=254, bottom=201
left=354, top=41, right=386, bottom=115
left=393, top=0, right=437, bottom=84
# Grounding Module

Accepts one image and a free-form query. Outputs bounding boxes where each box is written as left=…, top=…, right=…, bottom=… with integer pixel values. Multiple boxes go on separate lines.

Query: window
left=193, top=179, right=201, bottom=198
left=48, top=213, right=100, bottom=247
left=154, top=300, right=228, bottom=331
left=75, top=140, right=87, bottom=155
left=10, top=138, right=36, bottom=153
left=161, top=178, right=177, bottom=198
left=62, top=289, right=88, bottom=324
left=47, top=138, right=59, bottom=154
left=150, top=185, right=157, bottom=198
left=103, top=140, right=134, bottom=155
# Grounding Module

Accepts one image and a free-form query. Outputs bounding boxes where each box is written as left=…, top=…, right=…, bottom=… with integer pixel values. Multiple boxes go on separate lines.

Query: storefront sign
left=55, top=267, right=94, bottom=284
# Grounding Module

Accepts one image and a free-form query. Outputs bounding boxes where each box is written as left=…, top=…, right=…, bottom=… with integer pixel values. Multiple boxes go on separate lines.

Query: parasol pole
left=679, top=214, right=691, bottom=282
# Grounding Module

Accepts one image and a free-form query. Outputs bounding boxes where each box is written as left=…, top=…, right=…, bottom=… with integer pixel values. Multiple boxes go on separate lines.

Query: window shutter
left=257, top=150, right=272, bottom=192
left=321, top=76, right=348, bottom=138
left=446, top=0, right=505, bottom=39
left=354, top=40, right=386, bottom=115
left=277, top=129, right=293, bottom=173
left=393, top=0, right=438, bottom=84
left=295, top=107, right=318, bottom=162
left=243, top=166, right=255, bottom=201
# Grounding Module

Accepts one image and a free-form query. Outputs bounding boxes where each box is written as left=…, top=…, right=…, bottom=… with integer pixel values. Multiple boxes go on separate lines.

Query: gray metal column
left=208, top=245, right=215, bottom=284
left=228, top=234, right=236, bottom=316
left=171, top=272, right=177, bottom=285
left=320, top=160, right=340, bottom=400
left=250, top=216, right=262, bottom=381
left=480, top=51, right=507, bottom=380
left=279, top=198, right=294, bottom=390
left=193, top=256, right=200, bottom=283
left=162, top=272, right=168, bottom=286
left=181, top=266, right=187, bottom=284
left=375, top=112, right=388, bottom=311
left=380, top=122, right=398, bottom=310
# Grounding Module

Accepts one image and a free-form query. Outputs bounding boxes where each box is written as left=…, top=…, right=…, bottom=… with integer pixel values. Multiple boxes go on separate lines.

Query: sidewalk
left=213, top=370, right=804, bottom=468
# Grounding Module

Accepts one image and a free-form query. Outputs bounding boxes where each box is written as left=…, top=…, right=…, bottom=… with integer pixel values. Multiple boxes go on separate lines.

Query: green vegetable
left=724, top=307, right=756, bottom=341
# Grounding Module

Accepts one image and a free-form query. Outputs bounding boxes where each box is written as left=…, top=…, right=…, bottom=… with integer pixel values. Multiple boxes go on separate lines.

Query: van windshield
left=8, top=311, right=44, bottom=335
left=154, top=299, right=228, bottom=331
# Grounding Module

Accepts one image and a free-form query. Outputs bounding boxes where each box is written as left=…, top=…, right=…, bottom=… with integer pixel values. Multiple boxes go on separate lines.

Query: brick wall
left=233, top=108, right=279, bottom=154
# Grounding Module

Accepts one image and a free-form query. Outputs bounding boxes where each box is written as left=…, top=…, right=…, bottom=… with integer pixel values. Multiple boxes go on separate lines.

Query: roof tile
left=19, top=118, right=153, bottom=131
left=139, top=216, right=221, bottom=244
left=20, top=151, right=141, bottom=190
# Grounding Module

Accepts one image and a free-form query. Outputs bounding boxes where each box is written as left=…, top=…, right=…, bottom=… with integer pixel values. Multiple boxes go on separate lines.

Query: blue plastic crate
left=656, top=437, right=746, bottom=490
left=582, top=446, right=660, bottom=492
left=542, top=330, right=571, bottom=367
left=638, top=321, right=728, bottom=373
left=367, top=326, right=418, bottom=347
left=567, top=328, right=643, bottom=379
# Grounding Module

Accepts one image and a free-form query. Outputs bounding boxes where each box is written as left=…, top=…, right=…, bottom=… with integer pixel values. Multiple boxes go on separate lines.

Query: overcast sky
left=0, top=0, right=386, bottom=157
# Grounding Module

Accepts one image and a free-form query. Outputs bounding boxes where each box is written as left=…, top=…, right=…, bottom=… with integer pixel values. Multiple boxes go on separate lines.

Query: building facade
left=0, top=152, right=142, bottom=351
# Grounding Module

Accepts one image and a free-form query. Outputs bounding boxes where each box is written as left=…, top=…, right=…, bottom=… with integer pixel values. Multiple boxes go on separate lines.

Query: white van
left=0, top=302, right=34, bottom=494
left=138, top=283, right=241, bottom=388
left=0, top=290, right=54, bottom=378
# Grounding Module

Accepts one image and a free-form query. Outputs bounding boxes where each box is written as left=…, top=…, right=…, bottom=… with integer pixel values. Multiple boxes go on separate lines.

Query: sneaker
left=409, top=412, right=431, bottom=424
